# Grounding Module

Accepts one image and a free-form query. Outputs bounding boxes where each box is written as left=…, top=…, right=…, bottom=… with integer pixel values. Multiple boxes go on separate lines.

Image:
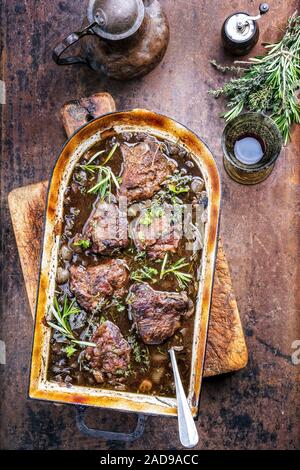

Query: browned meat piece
left=83, top=200, right=128, bottom=254
left=69, top=259, right=129, bottom=312
left=119, top=140, right=176, bottom=203
left=85, top=321, right=131, bottom=384
left=129, top=283, right=193, bottom=345
left=132, top=203, right=182, bottom=259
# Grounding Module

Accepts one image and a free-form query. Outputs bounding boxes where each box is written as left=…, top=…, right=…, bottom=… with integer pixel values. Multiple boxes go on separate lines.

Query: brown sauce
left=47, top=132, right=207, bottom=397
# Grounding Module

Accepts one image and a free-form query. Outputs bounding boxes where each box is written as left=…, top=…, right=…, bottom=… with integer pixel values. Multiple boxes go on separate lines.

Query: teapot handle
left=52, top=22, right=97, bottom=66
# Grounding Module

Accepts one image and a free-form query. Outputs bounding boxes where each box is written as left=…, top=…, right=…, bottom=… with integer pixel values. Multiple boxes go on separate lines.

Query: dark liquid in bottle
left=234, top=134, right=265, bottom=165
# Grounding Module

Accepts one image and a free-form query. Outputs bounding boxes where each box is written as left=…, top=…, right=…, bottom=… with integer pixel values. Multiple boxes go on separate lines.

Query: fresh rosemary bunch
left=209, top=13, right=300, bottom=144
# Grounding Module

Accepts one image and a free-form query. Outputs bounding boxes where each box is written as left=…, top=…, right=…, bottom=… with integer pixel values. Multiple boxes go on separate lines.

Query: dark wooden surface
left=1, top=0, right=299, bottom=450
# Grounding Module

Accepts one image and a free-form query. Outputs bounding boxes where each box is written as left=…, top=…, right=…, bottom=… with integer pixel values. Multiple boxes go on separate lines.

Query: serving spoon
left=168, top=347, right=199, bottom=448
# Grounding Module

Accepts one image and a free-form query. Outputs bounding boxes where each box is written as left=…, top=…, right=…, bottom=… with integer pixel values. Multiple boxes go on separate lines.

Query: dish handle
left=75, top=405, right=146, bottom=442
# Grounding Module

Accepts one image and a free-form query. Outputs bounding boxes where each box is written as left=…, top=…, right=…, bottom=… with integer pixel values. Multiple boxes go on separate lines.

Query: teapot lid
left=87, top=0, right=145, bottom=40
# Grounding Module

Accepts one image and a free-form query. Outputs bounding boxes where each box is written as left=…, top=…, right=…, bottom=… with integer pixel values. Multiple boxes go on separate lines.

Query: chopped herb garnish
left=126, top=292, right=135, bottom=305
left=128, top=334, right=150, bottom=370
left=64, top=345, right=77, bottom=358
left=168, top=183, right=189, bottom=195
left=163, top=172, right=192, bottom=196
left=153, top=206, right=164, bottom=217
left=140, top=211, right=153, bottom=226
left=116, top=303, right=125, bottom=312
left=102, top=143, right=119, bottom=165
left=134, top=251, right=146, bottom=261
left=73, top=239, right=91, bottom=249
left=79, top=144, right=118, bottom=172
left=110, top=296, right=126, bottom=312
left=115, top=364, right=136, bottom=378
left=151, top=172, right=192, bottom=206
left=139, top=203, right=164, bottom=227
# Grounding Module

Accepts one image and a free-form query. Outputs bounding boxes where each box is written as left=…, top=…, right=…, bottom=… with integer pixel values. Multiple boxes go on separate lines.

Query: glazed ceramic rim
left=221, top=112, right=283, bottom=172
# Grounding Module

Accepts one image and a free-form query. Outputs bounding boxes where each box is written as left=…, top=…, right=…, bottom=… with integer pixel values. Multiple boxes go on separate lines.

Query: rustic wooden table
left=0, top=0, right=299, bottom=450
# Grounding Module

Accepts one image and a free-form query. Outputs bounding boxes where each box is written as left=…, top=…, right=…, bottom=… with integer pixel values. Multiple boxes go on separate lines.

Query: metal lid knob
left=87, top=0, right=145, bottom=40
left=259, top=3, right=269, bottom=14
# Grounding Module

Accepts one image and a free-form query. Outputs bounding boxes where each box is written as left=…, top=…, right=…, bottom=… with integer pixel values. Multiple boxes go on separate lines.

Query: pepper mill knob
left=259, top=3, right=269, bottom=14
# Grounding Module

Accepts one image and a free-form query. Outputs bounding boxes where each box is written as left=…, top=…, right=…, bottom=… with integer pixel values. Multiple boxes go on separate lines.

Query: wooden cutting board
left=8, top=92, right=248, bottom=377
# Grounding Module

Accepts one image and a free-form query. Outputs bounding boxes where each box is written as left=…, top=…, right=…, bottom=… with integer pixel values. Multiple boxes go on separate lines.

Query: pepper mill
left=52, top=0, right=169, bottom=80
left=222, top=3, right=269, bottom=56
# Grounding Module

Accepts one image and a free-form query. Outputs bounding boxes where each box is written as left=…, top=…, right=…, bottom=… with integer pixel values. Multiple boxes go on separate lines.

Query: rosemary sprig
left=48, top=296, right=96, bottom=348
left=102, top=143, right=119, bottom=165
left=130, top=266, right=158, bottom=283
left=79, top=143, right=120, bottom=199
left=160, top=254, right=193, bottom=288
left=87, top=166, right=120, bottom=197
left=80, top=149, right=106, bottom=172
left=209, top=13, right=300, bottom=143
left=79, top=143, right=118, bottom=172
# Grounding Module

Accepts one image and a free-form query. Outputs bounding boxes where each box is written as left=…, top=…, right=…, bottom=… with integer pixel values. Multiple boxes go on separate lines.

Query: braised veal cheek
left=48, top=132, right=206, bottom=397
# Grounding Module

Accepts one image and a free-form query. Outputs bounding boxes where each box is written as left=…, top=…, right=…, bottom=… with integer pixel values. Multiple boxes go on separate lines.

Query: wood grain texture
left=1, top=0, right=299, bottom=450
left=61, top=92, right=116, bottom=137
left=8, top=181, right=248, bottom=377
left=8, top=182, right=48, bottom=315
left=205, top=241, right=248, bottom=376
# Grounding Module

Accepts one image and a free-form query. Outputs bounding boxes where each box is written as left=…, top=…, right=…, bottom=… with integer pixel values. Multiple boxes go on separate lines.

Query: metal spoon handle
left=169, top=348, right=199, bottom=448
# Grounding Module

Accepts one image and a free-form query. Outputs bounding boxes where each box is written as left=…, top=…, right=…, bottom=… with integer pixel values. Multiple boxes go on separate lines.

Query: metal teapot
left=52, top=0, right=169, bottom=80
